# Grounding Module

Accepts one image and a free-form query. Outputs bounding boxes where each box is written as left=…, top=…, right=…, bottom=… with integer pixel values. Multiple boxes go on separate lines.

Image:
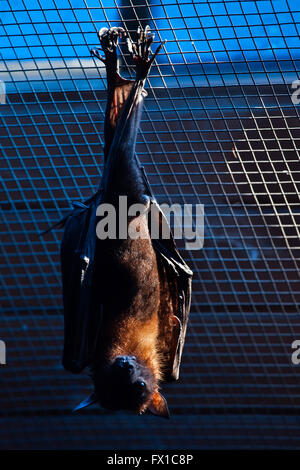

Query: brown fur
left=92, top=213, right=172, bottom=413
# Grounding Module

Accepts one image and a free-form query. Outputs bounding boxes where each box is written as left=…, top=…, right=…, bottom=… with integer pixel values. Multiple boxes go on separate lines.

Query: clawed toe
left=90, top=47, right=106, bottom=63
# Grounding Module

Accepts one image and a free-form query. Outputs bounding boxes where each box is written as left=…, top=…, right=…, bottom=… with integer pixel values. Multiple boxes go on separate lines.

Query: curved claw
left=149, top=40, right=166, bottom=66
left=90, top=48, right=106, bottom=63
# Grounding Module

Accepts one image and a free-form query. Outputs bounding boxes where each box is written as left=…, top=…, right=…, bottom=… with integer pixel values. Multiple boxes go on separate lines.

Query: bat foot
left=91, top=26, right=126, bottom=81
left=98, top=26, right=126, bottom=55
left=91, top=25, right=165, bottom=81
left=126, top=25, right=166, bottom=80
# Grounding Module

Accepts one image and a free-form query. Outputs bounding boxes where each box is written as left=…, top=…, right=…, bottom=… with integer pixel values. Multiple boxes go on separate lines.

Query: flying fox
left=59, top=26, right=192, bottom=418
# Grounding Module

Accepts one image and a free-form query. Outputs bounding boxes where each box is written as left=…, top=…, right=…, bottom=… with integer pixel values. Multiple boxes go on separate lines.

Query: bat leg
left=94, top=26, right=166, bottom=204
left=92, top=26, right=136, bottom=163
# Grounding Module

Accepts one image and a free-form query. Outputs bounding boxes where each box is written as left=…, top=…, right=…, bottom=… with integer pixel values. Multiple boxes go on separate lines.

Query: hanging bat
left=59, top=26, right=193, bottom=418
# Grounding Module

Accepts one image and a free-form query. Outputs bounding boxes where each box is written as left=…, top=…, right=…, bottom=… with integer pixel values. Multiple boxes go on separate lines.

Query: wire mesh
left=1, top=0, right=300, bottom=449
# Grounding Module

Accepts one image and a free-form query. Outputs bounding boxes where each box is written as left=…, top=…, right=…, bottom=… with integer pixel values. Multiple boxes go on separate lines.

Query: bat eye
left=136, top=380, right=146, bottom=390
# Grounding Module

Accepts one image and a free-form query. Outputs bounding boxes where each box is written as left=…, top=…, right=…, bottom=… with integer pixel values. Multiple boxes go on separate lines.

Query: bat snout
left=114, top=355, right=136, bottom=372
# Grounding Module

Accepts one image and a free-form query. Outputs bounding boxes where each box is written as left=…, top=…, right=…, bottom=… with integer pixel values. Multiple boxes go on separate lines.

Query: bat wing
left=151, top=201, right=193, bottom=381
left=60, top=193, right=103, bottom=373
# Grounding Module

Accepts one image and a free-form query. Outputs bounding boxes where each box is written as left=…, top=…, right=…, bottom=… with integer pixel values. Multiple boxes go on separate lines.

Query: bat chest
left=94, top=233, right=160, bottom=323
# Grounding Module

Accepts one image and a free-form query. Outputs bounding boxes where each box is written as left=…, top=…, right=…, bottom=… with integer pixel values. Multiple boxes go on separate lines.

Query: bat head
left=91, top=355, right=170, bottom=418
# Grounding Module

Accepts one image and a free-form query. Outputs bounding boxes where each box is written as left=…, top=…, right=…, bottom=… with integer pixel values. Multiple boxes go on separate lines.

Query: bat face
left=93, top=355, right=156, bottom=413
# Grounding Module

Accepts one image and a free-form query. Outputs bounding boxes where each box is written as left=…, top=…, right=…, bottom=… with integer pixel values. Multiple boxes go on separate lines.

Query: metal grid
left=1, top=0, right=300, bottom=449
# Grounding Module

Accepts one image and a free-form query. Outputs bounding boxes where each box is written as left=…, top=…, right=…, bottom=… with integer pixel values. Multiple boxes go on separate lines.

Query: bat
left=58, top=26, right=193, bottom=418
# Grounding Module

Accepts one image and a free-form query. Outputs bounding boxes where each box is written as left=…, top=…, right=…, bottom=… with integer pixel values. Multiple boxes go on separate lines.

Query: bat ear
left=148, top=391, right=170, bottom=419
left=72, top=393, right=97, bottom=413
